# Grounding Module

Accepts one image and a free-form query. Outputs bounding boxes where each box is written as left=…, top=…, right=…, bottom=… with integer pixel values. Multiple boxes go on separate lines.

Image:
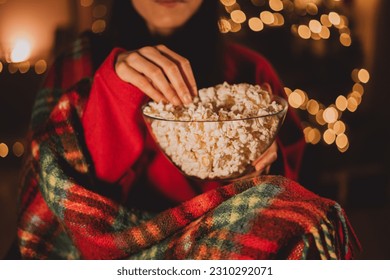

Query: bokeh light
left=12, top=142, right=24, bottom=157
left=323, top=129, right=336, bottom=144
left=0, top=143, right=9, bottom=158
left=358, top=69, right=370, bottom=83
left=92, top=19, right=106, bottom=33
left=248, top=17, right=264, bottom=32
left=260, top=11, right=275, bottom=25
left=10, top=38, right=32, bottom=63
left=269, top=0, right=283, bottom=12
left=80, top=0, right=93, bottom=7
left=35, top=59, right=47, bottom=75
left=231, top=10, right=246, bottom=24
left=323, top=107, right=339, bottom=123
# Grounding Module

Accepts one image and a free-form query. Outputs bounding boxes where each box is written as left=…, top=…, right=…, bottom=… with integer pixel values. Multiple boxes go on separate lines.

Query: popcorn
left=143, top=82, right=285, bottom=180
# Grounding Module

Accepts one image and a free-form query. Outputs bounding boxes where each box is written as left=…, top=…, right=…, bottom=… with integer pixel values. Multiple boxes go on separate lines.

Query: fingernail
left=172, top=96, right=181, bottom=106
left=184, top=95, right=192, bottom=104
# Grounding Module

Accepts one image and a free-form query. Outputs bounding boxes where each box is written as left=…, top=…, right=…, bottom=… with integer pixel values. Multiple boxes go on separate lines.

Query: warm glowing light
left=349, top=91, right=362, bottom=105
left=351, top=68, right=360, bottom=83
left=260, top=11, right=275, bottom=25
left=0, top=62, right=3, bottom=73
left=18, top=61, right=30, bottom=74
left=8, top=63, right=18, bottom=74
left=328, top=12, right=341, bottom=25
left=248, top=17, right=264, bottom=31
left=225, top=3, right=240, bottom=13
left=93, top=4, right=107, bottom=18
left=221, top=0, right=236, bottom=6
left=35, top=60, right=47, bottom=74
left=218, top=18, right=232, bottom=33
left=319, top=26, right=330, bottom=39
left=272, top=13, right=284, bottom=26
left=231, top=10, right=246, bottom=24
left=347, top=97, right=358, bottom=112
left=284, top=87, right=292, bottom=96
left=311, top=33, right=321, bottom=41
left=12, top=142, right=24, bottom=157
left=336, top=16, right=348, bottom=29
left=307, top=128, right=321, bottom=144
left=335, top=95, right=348, bottom=111
left=358, top=69, right=370, bottom=83
left=338, top=141, right=349, bottom=153
left=269, top=0, right=283, bottom=12
left=353, top=83, right=364, bottom=95
left=298, top=25, right=311, bottom=39
left=306, top=3, right=318, bottom=15
left=0, top=143, right=9, bottom=158
left=309, top=20, right=322, bottom=33
left=10, top=39, right=32, bottom=63
left=288, top=91, right=304, bottom=108
left=307, top=99, right=320, bottom=115
left=80, top=0, right=94, bottom=7
left=229, top=20, right=241, bottom=32
left=323, top=107, right=339, bottom=123
left=296, top=89, right=308, bottom=109
left=315, top=109, right=326, bottom=126
left=92, top=20, right=106, bottom=33
left=323, top=129, right=336, bottom=145
left=333, top=121, right=346, bottom=135
left=340, top=33, right=352, bottom=47
left=320, top=14, right=332, bottom=27
left=336, top=133, right=348, bottom=149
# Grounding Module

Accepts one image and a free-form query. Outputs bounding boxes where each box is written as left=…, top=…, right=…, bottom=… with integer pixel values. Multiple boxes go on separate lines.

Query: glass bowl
left=142, top=95, right=288, bottom=182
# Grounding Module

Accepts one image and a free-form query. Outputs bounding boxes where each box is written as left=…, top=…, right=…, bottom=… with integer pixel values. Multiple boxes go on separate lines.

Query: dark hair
left=92, top=0, right=225, bottom=88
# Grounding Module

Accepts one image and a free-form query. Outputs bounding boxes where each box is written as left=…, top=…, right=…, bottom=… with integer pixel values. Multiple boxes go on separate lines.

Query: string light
left=0, top=143, right=9, bottom=158
left=35, top=59, right=47, bottom=74
left=260, top=11, right=275, bottom=25
left=218, top=18, right=232, bottom=33
left=248, top=17, right=264, bottom=32
left=220, top=0, right=236, bottom=6
left=231, top=10, right=246, bottom=24
left=93, top=4, right=107, bottom=18
left=13, top=142, right=24, bottom=157
left=80, top=0, right=93, bottom=7
left=217, top=1, right=370, bottom=152
left=10, top=38, right=32, bottom=63
left=0, top=141, right=25, bottom=158
left=92, top=19, right=106, bottom=33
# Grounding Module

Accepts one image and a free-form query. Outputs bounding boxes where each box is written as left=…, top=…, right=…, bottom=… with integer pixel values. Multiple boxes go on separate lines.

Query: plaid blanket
left=16, top=37, right=359, bottom=260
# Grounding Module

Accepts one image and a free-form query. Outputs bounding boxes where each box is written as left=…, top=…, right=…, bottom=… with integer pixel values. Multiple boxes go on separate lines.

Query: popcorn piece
left=143, top=82, right=284, bottom=180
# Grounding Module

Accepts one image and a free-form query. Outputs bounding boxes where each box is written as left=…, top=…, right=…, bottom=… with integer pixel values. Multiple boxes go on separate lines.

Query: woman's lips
left=154, top=0, right=185, bottom=8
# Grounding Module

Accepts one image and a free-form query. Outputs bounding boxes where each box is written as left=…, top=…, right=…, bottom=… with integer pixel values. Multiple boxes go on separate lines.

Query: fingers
left=261, top=82, right=272, bottom=95
left=115, top=54, right=168, bottom=104
left=138, top=46, right=193, bottom=104
left=252, top=141, right=278, bottom=174
left=156, top=44, right=198, bottom=96
left=115, top=45, right=198, bottom=105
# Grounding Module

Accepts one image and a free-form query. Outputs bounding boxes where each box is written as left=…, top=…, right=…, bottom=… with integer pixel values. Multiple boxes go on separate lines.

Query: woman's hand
left=251, top=82, right=277, bottom=175
left=252, top=141, right=278, bottom=175
left=115, top=44, right=198, bottom=106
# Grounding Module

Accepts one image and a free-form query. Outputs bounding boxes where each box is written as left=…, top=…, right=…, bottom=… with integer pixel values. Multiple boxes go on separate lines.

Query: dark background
left=1, top=0, right=389, bottom=259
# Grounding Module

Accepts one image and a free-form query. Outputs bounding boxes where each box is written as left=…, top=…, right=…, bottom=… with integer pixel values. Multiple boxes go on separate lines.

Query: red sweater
left=81, top=44, right=306, bottom=207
